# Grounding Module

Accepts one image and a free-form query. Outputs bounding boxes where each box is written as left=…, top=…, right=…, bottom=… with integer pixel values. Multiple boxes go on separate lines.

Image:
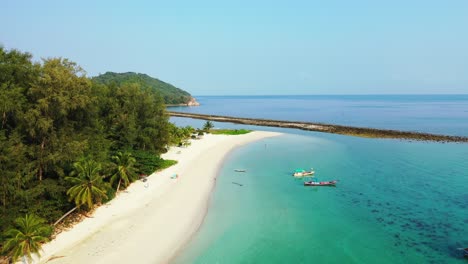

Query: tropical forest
left=0, top=47, right=197, bottom=262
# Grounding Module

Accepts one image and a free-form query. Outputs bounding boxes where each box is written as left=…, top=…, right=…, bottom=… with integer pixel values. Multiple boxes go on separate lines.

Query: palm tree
left=54, top=159, right=108, bottom=226
left=203, top=121, right=214, bottom=132
left=3, top=214, right=50, bottom=263
left=182, top=126, right=195, bottom=138
left=110, top=151, right=137, bottom=192
left=66, top=159, right=108, bottom=209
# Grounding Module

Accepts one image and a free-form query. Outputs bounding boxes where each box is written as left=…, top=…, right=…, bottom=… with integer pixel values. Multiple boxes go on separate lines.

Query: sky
left=1, top=0, right=468, bottom=95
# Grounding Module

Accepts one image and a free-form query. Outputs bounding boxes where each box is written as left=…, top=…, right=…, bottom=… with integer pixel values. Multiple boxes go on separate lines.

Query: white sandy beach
left=35, top=131, right=280, bottom=264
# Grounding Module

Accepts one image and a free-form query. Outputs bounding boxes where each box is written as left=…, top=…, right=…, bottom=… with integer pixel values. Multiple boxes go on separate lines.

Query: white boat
left=293, top=168, right=315, bottom=177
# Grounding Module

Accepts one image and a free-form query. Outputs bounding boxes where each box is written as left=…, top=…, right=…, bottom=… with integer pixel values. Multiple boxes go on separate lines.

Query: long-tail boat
left=304, top=180, right=337, bottom=186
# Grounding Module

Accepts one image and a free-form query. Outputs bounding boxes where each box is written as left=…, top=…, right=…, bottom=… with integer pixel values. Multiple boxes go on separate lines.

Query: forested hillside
left=0, top=47, right=195, bottom=261
left=93, top=72, right=193, bottom=105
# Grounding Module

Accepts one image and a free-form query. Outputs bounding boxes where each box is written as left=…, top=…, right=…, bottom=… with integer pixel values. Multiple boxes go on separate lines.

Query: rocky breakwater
left=168, top=112, right=468, bottom=143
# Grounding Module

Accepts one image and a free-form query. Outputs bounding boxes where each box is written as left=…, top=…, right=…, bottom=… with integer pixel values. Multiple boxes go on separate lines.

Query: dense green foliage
left=132, top=150, right=177, bottom=175
left=92, top=72, right=192, bottom=105
left=0, top=47, right=194, bottom=258
left=210, top=129, right=252, bottom=135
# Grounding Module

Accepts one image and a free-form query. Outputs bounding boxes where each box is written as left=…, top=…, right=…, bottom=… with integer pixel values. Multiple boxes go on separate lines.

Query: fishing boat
left=304, top=180, right=337, bottom=186
left=464, top=248, right=468, bottom=258
left=293, top=168, right=315, bottom=177
left=234, top=169, right=246, bottom=172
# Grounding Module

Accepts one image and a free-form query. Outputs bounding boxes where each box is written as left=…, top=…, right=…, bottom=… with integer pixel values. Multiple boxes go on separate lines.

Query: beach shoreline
left=35, top=131, right=281, bottom=264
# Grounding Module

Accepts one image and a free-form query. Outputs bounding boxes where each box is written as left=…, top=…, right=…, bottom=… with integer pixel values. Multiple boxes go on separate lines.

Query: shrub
left=210, top=129, right=252, bottom=135
left=132, top=150, right=178, bottom=175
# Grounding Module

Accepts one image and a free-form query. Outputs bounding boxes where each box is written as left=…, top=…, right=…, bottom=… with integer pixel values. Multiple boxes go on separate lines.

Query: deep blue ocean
left=169, top=95, right=468, bottom=264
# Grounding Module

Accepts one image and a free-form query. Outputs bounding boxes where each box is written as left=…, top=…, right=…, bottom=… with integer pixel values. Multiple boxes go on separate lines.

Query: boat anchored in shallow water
left=293, top=168, right=315, bottom=177
left=304, top=180, right=337, bottom=187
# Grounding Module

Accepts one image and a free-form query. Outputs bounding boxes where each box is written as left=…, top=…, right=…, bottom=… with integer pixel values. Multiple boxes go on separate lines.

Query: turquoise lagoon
left=170, top=95, right=468, bottom=263
left=173, top=132, right=468, bottom=263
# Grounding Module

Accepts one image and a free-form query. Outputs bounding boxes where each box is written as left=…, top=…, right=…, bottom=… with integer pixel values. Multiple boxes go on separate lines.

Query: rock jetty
left=168, top=112, right=468, bottom=143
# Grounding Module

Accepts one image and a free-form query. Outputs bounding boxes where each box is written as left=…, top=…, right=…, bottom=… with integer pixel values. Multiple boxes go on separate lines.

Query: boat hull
left=293, top=171, right=315, bottom=177
left=304, top=180, right=337, bottom=187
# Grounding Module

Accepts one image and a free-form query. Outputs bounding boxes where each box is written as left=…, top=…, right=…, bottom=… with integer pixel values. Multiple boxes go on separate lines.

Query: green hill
left=93, top=72, right=195, bottom=105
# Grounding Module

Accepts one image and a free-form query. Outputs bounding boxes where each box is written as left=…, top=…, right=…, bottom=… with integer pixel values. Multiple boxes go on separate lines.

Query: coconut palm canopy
left=66, top=159, right=108, bottom=209
left=110, top=151, right=137, bottom=191
left=2, top=214, right=51, bottom=263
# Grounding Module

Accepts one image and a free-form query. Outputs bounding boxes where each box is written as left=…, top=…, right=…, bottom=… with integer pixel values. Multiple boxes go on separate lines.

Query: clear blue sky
left=2, top=0, right=468, bottom=95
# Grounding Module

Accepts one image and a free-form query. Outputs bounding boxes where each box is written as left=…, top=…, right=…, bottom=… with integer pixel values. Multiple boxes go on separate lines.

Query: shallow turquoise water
left=173, top=133, right=468, bottom=263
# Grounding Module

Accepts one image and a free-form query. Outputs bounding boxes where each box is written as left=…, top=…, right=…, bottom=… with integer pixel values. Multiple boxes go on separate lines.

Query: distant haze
left=2, top=0, right=468, bottom=95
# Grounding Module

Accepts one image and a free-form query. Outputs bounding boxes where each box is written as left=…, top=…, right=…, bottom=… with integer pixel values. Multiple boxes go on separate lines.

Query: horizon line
left=193, top=93, right=468, bottom=97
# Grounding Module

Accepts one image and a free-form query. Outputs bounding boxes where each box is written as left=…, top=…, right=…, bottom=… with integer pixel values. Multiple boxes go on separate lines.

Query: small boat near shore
left=304, top=180, right=337, bottom=187
left=234, top=169, right=246, bottom=172
left=293, top=168, right=315, bottom=177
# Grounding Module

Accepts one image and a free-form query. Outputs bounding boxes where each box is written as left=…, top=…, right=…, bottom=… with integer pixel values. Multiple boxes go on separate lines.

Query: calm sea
left=169, top=95, right=468, bottom=136
left=169, top=95, right=468, bottom=264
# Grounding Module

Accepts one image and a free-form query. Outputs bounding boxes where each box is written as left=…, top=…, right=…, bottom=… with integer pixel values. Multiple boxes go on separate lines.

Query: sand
left=35, top=131, right=281, bottom=264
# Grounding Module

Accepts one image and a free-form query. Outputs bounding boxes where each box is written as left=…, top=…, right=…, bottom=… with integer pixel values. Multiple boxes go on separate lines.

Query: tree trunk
left=2, top=111, right=6, bottom=128
left=38, top=165, right=43, bottom=181
left=116, top=178, right=121, bottom=192
left=1, top=176, right=5, bottom=208
left=53, top=206, right=78, bottom=226
left=2, top=185, right=5, bottom=208
left=39, top=139, right=45, bottom=181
